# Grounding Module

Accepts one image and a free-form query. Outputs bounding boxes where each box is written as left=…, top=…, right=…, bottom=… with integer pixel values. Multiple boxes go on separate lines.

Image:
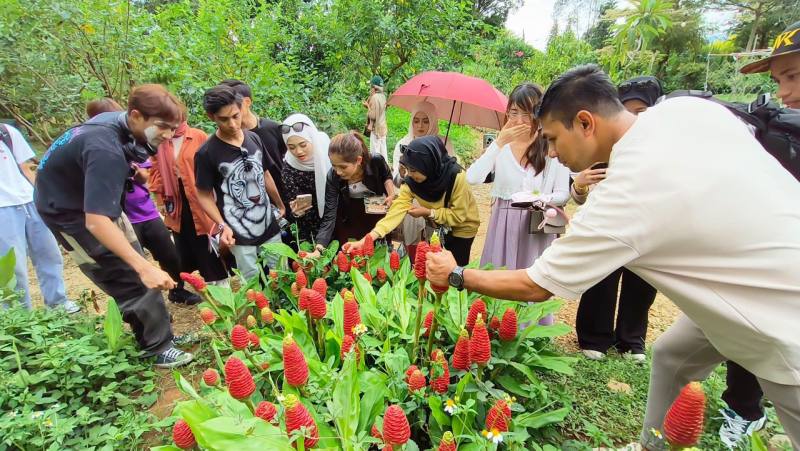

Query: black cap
left=740, top=21, right=800, bottom=74
left=618, top=76, right=664, bottom=107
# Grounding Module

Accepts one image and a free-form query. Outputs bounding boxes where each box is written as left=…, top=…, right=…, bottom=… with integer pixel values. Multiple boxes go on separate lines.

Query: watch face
left=448, top=271, right=463, bottom=287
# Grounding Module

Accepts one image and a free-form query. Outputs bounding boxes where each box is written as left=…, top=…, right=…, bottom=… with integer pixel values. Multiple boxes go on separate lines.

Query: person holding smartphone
left=280, top=113, right=331, bottom=246
left=572, top=76, right=663, bottom=363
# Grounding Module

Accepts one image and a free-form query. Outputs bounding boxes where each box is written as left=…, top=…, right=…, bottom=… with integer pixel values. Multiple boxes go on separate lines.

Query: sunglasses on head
left=280, top=122, right=309, bottom=135
left=618, top=79, right=660, bottom=97
left=240, top=148, right=253, bottom=172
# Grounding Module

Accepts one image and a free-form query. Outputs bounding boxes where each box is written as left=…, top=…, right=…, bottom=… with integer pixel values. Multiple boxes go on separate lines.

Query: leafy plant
left=160, top=237, right=574, bottom=449
left=0, top=306, right=163, bottom=450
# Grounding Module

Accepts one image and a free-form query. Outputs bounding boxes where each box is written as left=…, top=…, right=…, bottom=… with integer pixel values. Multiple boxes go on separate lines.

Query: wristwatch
left=448, top=266, right=465, bottom=290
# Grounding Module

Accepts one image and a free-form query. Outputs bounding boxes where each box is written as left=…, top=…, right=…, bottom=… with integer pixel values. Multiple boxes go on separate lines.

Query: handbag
left=525, top=158, right=568, bottom=234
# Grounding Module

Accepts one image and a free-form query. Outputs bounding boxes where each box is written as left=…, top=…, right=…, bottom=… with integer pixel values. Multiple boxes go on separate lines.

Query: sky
left=505, top=0, right=735, bottom=51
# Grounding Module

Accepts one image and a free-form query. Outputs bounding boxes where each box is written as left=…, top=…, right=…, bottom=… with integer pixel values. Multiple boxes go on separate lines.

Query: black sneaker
left=154, top=346, right=193, bottom=369
left=168, top=288, right=202, bottom=305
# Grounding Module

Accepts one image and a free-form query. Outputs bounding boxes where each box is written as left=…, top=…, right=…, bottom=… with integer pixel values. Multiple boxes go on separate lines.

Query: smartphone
left=483, top=133, right=496, bottom=148
left=294, top=194, right=313, bottom=209
left=591, top=162, right=609, bottom=170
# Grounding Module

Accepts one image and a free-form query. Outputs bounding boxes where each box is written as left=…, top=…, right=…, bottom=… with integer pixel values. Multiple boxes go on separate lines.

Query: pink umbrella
left=388, top=71, right=508, bottom=142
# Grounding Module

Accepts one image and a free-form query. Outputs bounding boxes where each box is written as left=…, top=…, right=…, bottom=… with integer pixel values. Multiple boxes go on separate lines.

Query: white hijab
left=282, top=113, right=331, bottom=218
left=392, top=101, right=453, bottom=177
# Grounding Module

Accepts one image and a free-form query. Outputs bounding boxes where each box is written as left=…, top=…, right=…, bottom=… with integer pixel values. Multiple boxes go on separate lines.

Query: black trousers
left=48, top=223, right=173, bottom=356
left=723, top=361, right=765, bottom=420
left=576, top=267, right=656, bottom=354
left=132, top=217, right=183, bottom=289
left=171, top=180, right=229, bottom=282
left=444, top=234, right=475, bottom=267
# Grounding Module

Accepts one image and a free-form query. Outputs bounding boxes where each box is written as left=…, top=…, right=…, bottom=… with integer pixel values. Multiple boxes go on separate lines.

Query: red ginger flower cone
left=422, top=311, right=434, bottom=337
left=485, top=399, right=511, bottom=432
left=302, top=288, right=327, bottom=320
left=298, top=287, right=311, bottom=311
left=337, top=251, right=351, bottom=273
left=470, top=315, right=491, bottom=365
left=261, top=306, right=274, bottom=324
left=340, top=334, right=360, bottom=360
left=224, top=356, right=256, bottom=400
left=438, top=431, right=457, bottom=451
left=230, top=324, right=250, bottom=350
left=363, top=271, right=373, bottom=283
left=663, top=381, right=706, bottom=448
left=291, top=282, right=300, bottom=298
left=376, top=267, right=387, bottom=283
left=382, top=445, right=394, bottom=451
left=283, top=335, right=309, bottom=387
left=489, top=316, right=501, bottom=333
left=254, top=292, right=269, bottom=310
left=200, top=308, right=216, bottom=325
left=499, top=308, right=518, bottom=341
left=413, top=241, right=429, bottom=281
left=295, top=269, right=307, bottom=288
left=407, top=369, right=426, bottom=392
left=180, top=272, right=206, bottom=292
left=246, top=314, right=257, bottom=329
left=284, top=394, right=319, bottom=449
left=343, top=297, right=361, bottom=337
left=390, top=250, right=400, bottom=272
left=405, top=365, right=419, bottom=383
left=248, top=332, right=260, bottom=347
left=382, top=405, right=411, bottom=446
left=292, top=261, right=300, bottom=272
left=172, top=418, right=196, bottom=449
left=371, top=423, right=383, bottom=440
left=255, top=400, right=278, bottom=424
left=246, top=289, right=257, bottom=302
left=363, top=233, right=375, bottom=257
left=298, top=250, right=308, bottom=259
left=312, top=278, right=328, bottom=297
left=452, top=329, right=471, bottom=371
left=430, top=353, right=450, bottom=394
left=465, top=299, right=487, bottom=333
left=202, top=368, right=219, bottom=386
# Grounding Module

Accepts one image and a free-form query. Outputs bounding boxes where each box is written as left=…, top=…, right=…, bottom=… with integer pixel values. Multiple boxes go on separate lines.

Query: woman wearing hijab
left=150, top=115, right=230, bottom=289
left=391, top=101, right=455, bottom=261
left=280, top=113, right=331, bottom=245
left=345, top=135, right=479, bottom=266
left=315, top=132, right=395, bottom=252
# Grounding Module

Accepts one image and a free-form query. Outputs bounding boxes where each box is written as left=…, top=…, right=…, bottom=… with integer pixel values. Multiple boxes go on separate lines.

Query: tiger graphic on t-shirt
left=218, top=150, right=270, bottom=240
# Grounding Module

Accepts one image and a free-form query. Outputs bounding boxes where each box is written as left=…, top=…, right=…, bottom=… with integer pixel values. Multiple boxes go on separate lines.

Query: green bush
left=0, top=306, right=163, bottom=450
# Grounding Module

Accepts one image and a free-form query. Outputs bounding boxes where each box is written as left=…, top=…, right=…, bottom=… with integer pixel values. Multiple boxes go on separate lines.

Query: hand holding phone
left=291, top=194, right=313, bottom=217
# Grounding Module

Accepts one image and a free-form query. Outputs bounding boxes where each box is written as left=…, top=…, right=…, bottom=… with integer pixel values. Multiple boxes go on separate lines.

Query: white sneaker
left=623, top=352, right=647, bottom=363
left=582, top=349, right=605, bottom=360
left=61, top=300, right=81, bottom=314
left=718, top=407, right=767, bottom=448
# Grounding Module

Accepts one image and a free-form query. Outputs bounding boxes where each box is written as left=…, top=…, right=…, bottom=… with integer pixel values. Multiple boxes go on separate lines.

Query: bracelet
left=573, top=184, right=589, bottom=195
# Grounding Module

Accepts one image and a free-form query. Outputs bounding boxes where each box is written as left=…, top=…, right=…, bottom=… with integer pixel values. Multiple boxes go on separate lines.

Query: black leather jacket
left=316, top=153, right=391, bottom=246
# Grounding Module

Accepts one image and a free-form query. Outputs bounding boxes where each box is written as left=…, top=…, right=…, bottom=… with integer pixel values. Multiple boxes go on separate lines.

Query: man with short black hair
left=218, top=79, right=286, bottom=197
left=35, top=84, right=193, bottom=368
left=194, top=85, right=286, bottom=281
left=426, top=64, right=800, bottom=450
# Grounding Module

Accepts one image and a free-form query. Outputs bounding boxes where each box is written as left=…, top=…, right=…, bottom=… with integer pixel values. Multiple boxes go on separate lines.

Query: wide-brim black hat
left=740, top=21, right=800, bottom=74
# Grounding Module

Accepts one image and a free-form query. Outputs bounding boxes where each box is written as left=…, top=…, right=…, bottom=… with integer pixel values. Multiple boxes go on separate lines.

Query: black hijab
left=400, top=135, right=461, bottom=203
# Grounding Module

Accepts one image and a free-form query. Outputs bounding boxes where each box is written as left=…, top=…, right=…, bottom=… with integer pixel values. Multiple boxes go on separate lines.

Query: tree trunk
left=745, top=3, right=763, bottom=52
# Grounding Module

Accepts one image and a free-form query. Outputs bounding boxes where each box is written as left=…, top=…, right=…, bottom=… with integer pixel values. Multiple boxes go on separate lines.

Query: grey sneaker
left=61, top=300, right=81, bottom=314
left=154, top=346, right=193, bottom=369
left=622, top=352, right=647, bottom=363
left=582, top=349, right=605, bottom=360
left=718, top=407, right=767, bottom=448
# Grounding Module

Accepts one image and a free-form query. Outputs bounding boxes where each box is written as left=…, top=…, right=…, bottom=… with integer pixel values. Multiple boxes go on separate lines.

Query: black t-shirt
left=34, top=113, right=132, bottom=234
left=194, top=131, right=279, bottom=245
left=250, top=118, right=286, bottom=198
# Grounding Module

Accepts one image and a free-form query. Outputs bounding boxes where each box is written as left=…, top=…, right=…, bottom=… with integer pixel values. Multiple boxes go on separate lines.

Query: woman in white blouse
left=466, top=83, right=570, bottom=324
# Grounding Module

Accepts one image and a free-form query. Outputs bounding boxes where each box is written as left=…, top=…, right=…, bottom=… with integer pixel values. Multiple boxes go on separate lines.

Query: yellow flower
left=43, top=418, right=54, bottom=428
left=444, top=398, right=456, bottom=415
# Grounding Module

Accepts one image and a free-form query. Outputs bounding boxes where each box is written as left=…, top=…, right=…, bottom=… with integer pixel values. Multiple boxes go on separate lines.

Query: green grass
left=542, top=347, right=791, bottom=450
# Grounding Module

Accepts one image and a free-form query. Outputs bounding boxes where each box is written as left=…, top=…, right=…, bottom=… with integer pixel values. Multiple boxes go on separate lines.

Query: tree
left=583, top=0, right=616, bottom=49
left=724, top=0, right=800, bottom=51
left=474, top=0, right=524, bottom=27
left=609, top=0, right=675, bottom=53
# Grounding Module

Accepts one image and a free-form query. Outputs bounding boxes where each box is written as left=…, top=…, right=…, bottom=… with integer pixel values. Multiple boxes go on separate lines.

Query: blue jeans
left=0, top=202, right=68, bottom=309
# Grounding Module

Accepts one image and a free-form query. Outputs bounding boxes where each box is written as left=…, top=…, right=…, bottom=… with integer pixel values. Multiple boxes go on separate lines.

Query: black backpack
left=664, top=91, right=800, bottom=181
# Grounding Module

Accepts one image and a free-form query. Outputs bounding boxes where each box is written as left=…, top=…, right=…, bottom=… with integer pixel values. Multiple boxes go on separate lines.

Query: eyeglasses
left=280, top=122, right=309, bottom=135
left=507, top=110, right=534, bottom=120
left=240, top=148, right=253, bottom=172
